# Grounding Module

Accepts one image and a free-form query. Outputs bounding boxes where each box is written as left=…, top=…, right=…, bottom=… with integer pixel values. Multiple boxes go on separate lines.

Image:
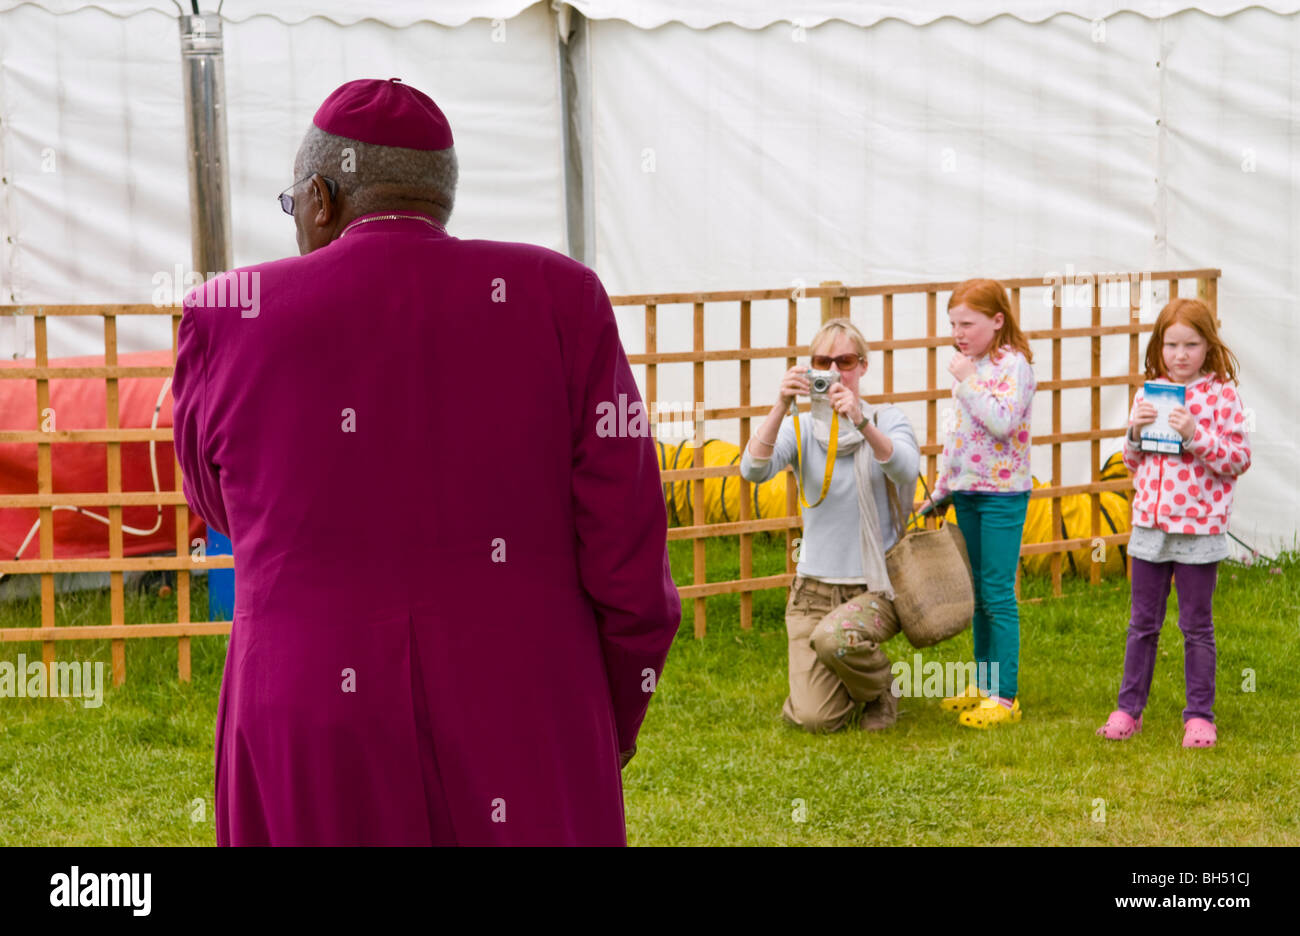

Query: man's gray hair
left=294, top=124, right=459, bottom=224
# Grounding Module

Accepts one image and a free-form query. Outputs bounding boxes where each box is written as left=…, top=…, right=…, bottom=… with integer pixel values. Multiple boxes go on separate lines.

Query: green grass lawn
left=1, top=537, right=1298, bottom=845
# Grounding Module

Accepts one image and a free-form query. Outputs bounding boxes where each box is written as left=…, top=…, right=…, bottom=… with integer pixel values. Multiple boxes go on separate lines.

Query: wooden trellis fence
left=613, top=269, right=1221, bottom=637
left=0, top=268, right=1220, bottom=673
left=0, top=304, right=230, bottom=683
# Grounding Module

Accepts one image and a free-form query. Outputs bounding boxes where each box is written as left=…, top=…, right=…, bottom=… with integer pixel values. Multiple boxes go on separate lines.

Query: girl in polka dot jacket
left=1097, top=298, right=1250, bottom=749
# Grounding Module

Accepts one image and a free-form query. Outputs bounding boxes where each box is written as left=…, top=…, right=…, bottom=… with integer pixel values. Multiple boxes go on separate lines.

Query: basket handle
left=909, top=475, right=954, bottom=530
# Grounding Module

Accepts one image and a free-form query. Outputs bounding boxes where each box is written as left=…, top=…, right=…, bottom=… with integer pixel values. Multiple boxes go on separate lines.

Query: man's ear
left=310, top=175, right=334, bottom=227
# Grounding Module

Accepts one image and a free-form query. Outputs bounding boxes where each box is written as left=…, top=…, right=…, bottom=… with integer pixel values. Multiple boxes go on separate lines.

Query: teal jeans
left=951, top=491, right=1030, bottom=701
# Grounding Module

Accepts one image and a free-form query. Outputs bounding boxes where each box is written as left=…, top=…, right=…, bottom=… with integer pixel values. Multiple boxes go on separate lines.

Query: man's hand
left=619, top=746, right=637, bottom=770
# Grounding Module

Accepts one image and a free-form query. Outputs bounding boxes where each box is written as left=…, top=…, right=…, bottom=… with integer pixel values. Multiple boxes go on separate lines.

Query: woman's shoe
left=959, top=697, right=1021, bottom=729
left=940, top=683, right=986, bottom=712
left=1182, top=717, right=1217, bottom=748
left=859, top=689, right=898, bottom=731
left=1096, top=710, right=1142, bottom=740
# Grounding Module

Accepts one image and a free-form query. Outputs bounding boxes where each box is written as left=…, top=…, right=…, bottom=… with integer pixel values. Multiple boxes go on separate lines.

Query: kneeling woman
left=740, top=318, right=919, bottom=732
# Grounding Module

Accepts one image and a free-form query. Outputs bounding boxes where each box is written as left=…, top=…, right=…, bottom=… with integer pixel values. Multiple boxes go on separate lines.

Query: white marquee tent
left=0, top=1, right=1296, bottom=554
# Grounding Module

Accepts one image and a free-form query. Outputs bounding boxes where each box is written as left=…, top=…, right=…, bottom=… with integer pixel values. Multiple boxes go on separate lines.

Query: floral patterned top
left=932, top=346, right=1036, bottom=500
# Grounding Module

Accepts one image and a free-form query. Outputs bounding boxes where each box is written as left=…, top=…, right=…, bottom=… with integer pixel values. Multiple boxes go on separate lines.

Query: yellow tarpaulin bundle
left=656, top=439, right=792, bottom=526
left=658, top=439, right=1134, bottom=577
left=1017, top=451, right=1133, bottom=577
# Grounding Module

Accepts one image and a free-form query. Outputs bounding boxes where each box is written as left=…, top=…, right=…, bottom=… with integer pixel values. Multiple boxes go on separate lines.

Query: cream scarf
left=796, top=396, right=898, bottom=600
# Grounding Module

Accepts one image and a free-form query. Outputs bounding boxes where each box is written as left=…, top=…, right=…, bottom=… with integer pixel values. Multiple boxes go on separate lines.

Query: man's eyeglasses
left=278, top=174, right=338, bottom=215
left=811, top=353, right=862, bottom=370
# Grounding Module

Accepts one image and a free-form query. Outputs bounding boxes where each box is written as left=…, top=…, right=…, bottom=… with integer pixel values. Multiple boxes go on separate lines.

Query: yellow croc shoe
left=959, top=697, right=1021, bottom=729
left=940, top=683, right=986, bottom=712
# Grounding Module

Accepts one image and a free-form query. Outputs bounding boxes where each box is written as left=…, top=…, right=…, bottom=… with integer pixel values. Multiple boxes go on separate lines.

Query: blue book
left=1140, top=381, right=1185, bottom=454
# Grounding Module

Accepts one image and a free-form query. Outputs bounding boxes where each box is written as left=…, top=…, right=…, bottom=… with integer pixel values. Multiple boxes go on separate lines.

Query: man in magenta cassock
left=171, top=78, right=681, bottom=845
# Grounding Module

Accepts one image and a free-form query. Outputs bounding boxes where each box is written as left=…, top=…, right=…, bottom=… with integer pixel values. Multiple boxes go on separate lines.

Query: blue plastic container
left=207, top=529, right=235, bottom=621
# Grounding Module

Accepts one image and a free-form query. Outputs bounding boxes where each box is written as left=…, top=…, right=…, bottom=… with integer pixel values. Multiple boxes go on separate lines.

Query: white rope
left=0, top=378, right=173, bottom=584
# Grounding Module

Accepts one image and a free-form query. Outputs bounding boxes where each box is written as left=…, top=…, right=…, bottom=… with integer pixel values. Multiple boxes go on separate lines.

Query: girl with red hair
left=923, top=279, right=1037, bottom=728
left=1097, top=298, right=1250, bottom=748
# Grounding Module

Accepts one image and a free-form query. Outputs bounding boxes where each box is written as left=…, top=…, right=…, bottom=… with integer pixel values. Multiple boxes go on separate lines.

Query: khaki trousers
left=782, top=574, right=900, bottom=732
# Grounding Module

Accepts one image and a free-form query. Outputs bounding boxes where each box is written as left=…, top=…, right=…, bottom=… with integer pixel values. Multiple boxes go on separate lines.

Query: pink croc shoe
left=1183, top=717, right=1217, bottom=748
left=1096, top=710, right=1142, bottom=740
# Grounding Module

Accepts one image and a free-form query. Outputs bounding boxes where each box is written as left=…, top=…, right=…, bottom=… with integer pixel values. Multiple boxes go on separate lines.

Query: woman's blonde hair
left=809, top=317, right=870, bottom=363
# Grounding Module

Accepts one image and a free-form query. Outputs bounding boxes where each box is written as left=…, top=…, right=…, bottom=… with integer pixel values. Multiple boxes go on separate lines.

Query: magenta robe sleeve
left=568, top=270, right=682, bottom=756
left=171, top=298, right=231, bottom=539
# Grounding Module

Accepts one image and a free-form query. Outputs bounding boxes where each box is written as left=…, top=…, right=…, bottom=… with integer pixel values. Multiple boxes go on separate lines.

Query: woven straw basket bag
left=881, top=473, right=976, bottom=648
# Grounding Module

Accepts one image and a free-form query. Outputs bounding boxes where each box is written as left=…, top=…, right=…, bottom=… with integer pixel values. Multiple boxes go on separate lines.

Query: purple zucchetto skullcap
left=312, top=77, right=454, bottom=150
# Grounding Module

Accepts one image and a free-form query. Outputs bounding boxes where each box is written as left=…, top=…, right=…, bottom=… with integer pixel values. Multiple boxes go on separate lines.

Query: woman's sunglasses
left=810, top=353, right=862, bottom=370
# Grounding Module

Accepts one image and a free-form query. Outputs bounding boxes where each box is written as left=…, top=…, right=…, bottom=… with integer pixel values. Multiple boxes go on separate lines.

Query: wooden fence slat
left=1051, top=291, right=1064, bottom=596
left=1012, top=287, right=1023, bottom=601
left=105, top=313, right=127, bottom=686
left=0, top=304, right=171, bottom=316
left=34, top=316, right=56, bottom=672
left=668, top=512, right=803, bottom=540
left=645, top=304, right=657, bottom=426
left=655, top=475, right=1133, bottom=504
left=880, top=294, right=894, bottom=400
left=604, top=269, right=1221, bottom=306
left=0, top=557, right=233, bottom=574
left=926, top=291, right=937, bottom=529
left=0, top=492, right=189, bottom=508
left=622, top=323, right=1158, bottom=365
left=1, top=622, right=231, bottom=642
left=172, top=311, right=192, bottom=683
left=1090, top=286, right=1102, bottom=585
left=0, top=429, right=175, bottom=443
left=647, top=416, right=1128, bottom=447
left=1128, top=276, right=1141, bottom=583
left=738, top=299, right=753, bottom=631
left=0, top=366, right=175, bottom=380
left=677, top=573, right=795, bottom=600
left=692, top=302, right=706, bottom=638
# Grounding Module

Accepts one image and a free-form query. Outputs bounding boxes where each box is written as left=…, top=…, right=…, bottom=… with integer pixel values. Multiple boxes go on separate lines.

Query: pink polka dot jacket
left=1122, top=373, right=1251, bottom=535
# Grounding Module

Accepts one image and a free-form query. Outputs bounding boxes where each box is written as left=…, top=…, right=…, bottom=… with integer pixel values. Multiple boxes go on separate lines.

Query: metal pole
left=557, top=7, right=590, bottom=265
left=179, top=12, right=232, bottom=276
left=178, top=9, right=235, bottom=622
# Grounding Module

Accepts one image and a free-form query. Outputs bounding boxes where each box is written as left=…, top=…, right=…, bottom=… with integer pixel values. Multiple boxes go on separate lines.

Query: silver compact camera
left=806, top=368, right=840, bottom=398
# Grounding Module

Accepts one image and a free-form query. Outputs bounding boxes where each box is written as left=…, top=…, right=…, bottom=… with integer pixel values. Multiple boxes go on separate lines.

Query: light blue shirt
left=739, top=406, right=920, bottom=582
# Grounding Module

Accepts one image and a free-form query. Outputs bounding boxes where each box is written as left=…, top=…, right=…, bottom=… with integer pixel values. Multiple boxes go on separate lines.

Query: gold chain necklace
left=339, top=213, right=442, bottom=239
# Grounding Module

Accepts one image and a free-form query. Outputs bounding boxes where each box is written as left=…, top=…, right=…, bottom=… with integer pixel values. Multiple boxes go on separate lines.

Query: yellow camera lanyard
left=789, top=402, right=838, bottom=509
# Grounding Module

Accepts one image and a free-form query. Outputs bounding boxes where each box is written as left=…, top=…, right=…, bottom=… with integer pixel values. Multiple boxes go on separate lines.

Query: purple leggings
left=1117, top=557, right=1218, bottom=723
